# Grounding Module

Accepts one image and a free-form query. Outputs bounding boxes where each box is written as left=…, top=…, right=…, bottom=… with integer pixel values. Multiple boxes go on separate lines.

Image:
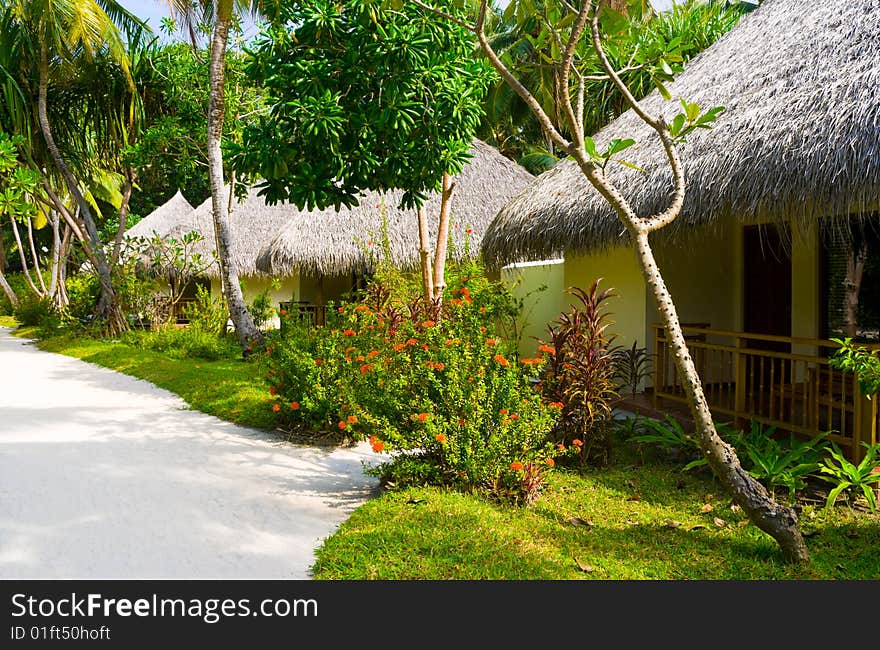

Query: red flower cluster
left=290, top=401, right=300, bottom=410
left=435, top=433, right=446, bottom=443
left=369, top=435, right=384, bottom=453
left=360, top=363, right=373, bottom=374
left=538, top=345, right=556, bottom=355
left=494, top=355, right=509, bottom=367
left=548, top=401, right=564, bottom=409
left=343, top=329, right=356, bottom=337
left=347, top=415, right=358, bottom=424
left=272, top=404, right=280, bottom=412
left=510, top=461, right=523, bottom=471
left=421, top=320, right=436, bottom=328
left=572, top=439, right=583, bottom=447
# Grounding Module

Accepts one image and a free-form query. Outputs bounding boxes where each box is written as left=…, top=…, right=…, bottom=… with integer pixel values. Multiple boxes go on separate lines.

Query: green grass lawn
left=313, top=446, right=880, bottom=579
left=5, top=318, right=878, bottom=579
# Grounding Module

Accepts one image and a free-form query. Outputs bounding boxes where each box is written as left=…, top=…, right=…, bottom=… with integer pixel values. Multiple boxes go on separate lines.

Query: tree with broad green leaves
left=229, top=0, right=495, bottom=311
left=411, top=0, right=809, bottom=564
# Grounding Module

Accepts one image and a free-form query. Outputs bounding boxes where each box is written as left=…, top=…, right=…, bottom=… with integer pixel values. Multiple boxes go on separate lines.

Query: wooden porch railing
left=279, top=301, right=327, bottom=328
left=652, top=325, right=879, bottom=462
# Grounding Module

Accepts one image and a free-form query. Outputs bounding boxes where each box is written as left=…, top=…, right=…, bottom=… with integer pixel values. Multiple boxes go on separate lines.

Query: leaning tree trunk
left=0, top=268, right=17, bottom=308
left=632, top=231, right=809, bottom=563
left=38, top=43, right=126, bottom=333
left=207, top=10, right=263, bottom=349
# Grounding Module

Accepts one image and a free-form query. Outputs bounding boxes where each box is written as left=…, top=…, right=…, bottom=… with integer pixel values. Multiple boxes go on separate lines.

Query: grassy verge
left=6, top=322, right=276, bottom=431
left=313, top=441, right=880, bottom=579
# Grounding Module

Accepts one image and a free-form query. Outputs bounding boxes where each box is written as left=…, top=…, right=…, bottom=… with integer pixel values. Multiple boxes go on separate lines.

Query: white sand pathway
left=0, top=327, right=379, bottom=579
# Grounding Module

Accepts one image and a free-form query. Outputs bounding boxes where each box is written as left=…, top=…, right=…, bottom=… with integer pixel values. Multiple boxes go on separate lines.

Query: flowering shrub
left=264, top=258, right=560, bottom=503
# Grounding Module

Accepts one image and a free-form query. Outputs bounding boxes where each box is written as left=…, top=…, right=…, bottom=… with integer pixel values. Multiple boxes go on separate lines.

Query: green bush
left=14, top=293, right=54, bottom=326
left=181, top=284, right=228, bottom=335
left=64, top=273, right=100, bottom=322
left=264, top=258, right=560, bottom=503
left=0, top=272, right=41, bottom=316
left=127, top=325, right=240, bottom=361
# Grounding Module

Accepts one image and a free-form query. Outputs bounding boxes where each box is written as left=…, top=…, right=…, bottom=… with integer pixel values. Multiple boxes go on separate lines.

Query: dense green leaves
left=229, top=0, right=495, bottom=211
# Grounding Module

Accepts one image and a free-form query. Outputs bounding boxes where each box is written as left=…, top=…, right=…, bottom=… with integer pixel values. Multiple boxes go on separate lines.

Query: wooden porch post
left=734, top=335, right=747, bottom=430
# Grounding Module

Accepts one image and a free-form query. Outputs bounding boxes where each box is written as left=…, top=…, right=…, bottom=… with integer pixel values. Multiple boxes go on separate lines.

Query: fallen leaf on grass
left=700, top=503, right=714, bottom=513
left=565, top=517, right=593, bottom=528
left=737, top=520, right=750, bottom=528
left=574, top=558, right=594, bottom=573
left=625, top=494, right=642, bottom=502
left=729, top=504, right=741, bottom=513
left=713, top=517, right=727, bottom=528
left=665, top=520, right=682, bottom=528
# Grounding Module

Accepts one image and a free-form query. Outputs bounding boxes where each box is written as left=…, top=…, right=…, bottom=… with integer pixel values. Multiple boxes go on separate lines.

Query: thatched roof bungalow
left=124, top=190, right=195, bottom=240
left=255, top=139, right=535, bottom=277
left=488, top=0, right=880, bottom=457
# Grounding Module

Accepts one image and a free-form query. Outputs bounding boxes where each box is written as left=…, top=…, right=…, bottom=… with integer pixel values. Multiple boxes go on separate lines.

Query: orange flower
left=435, top=433, right=446, bottom=443
left=347, top=415, right=358, bottom=424
left=371, top=439, right=385, bottom=453
left=421, top=344, right=429, bottom=351
left=360, top=364, right=373, bottom=374
left=367, top=350, right=379, bottom=358
left=548, top=401, right=564, bottom=409
left=338, top=307, right=344, bottom=313
left=355, top=355, right=364, bottom=362
left=421, top=320, right=436, bottom=328
left=450, top=299, right=463, bottom=306
left=417, top=412, right=428, bottom=423
left=479, top=307, right=487, bottom=313
left=269, top=386, right=277, bottom=395
left=445, top=339, right=455, bottom=346
left=434, top=362, right=445, bottom=371
left=457, top=419, right=466, bottom=426
left=557, top=444, right=565, bottom=451
left=272, top=404, right=280, bottom=412
left=338, top=421, right=347, bottom=430
left=343, top=329, right=356, bottom=337
left=290, top=401, right=300, bottom=410
left=466, top=227, right=473, bottom=235
left=545, top=458, right=555, bottom=467
left=494, top=354, right=509, bottom=367
left=510, top=461, right=523, bottom=471
left=406, top=338, right=417, bottom=346
left=499, top=408, right=509, bottom=415
left=393, top=343, right=406, bottom=352
left=510, top=413, right=520, bottom=421
left=314, top=359, right=323, bottom=366
left=538, top=345, right=556, bottom=355
left=572, top=439, right=583, bottom=447
left=480, top=326, right=487, bottom=333
left=485, top=338, right=497, bottom=346
left=502, top=418, right=511, bottom=425
left=521, top=357, right=542, bottom=365
left=279, top=309, right=287, bottom=316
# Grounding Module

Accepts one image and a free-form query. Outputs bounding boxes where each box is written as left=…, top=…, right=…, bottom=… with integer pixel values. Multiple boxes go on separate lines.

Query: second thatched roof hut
left=254, top=139, right=535, bottom=277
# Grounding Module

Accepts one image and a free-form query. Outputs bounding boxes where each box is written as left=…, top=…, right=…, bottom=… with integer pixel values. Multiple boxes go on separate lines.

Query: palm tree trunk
left=417, top=205, right=434, bottom=305
left=38, top=43, right=125, bottom=332
left=207, top=9, right=263, bottom=348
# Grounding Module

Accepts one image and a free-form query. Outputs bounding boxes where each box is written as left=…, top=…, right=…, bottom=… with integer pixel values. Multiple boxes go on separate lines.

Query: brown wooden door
left=743, top=224, right=792, bottom=349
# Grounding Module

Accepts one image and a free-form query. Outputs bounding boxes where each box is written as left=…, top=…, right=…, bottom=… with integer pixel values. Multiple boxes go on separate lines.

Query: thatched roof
left=124, top=190, right=195, bottom=239
left=255, top=139, right=535, bottom=276
left=483, top=0, right=880, bottom=267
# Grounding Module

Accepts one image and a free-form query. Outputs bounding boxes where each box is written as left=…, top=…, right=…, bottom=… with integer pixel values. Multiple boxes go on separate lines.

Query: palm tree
left=4, top=0, right=146, bottom=332
left=164, top=0, right=269, bottom=349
